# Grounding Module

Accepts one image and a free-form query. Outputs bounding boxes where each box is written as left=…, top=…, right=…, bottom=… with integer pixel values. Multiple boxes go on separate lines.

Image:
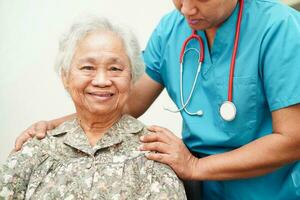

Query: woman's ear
left=61, top=69, right=69, bottom=90
left=128, top=77, right=134, bottom=92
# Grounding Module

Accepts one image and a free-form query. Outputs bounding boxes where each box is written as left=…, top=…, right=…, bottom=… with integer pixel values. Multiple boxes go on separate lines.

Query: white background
left=0, top=0, right=182, bottom=164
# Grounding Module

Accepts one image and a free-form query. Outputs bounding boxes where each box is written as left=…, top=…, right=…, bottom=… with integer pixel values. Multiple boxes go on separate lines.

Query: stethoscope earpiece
left=196, top=110, right=204, bottom=116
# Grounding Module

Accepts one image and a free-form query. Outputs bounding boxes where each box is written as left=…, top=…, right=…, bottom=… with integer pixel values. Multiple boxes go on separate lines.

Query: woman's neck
left=76, top=111, right=122, bottom=146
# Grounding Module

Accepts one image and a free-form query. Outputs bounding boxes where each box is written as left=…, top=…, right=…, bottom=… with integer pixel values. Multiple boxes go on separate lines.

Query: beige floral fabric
left=0, top=115, right=186, bottom=200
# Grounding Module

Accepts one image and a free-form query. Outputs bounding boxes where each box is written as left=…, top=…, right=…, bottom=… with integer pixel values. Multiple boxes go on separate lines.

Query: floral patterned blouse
left=0, top=115, right=186, bottom=200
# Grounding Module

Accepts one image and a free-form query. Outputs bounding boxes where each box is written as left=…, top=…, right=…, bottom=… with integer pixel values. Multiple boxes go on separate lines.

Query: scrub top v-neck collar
left=192, top=1, right=242, bottom=77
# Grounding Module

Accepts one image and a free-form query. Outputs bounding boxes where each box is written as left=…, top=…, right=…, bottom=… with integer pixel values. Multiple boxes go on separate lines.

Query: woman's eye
left=81, top=66, right=94, bottom=70
left=110, top=66, right=122, bottom=71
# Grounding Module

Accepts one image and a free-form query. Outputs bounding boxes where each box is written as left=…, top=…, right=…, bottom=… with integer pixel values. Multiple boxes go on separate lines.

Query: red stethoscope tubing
left=180, top=30, right=204, bottom=63
left=228, top=0, right=244, bottom=102
left=179, top=0, right=244, bottom=104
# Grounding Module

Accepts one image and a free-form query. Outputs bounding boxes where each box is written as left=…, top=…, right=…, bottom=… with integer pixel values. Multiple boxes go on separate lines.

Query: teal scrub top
left=143, top=0, right=300, bottom=199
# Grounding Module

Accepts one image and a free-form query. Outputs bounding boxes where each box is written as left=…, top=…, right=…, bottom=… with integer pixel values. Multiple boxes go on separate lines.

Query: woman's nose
left=181, top=0, right=197, bottom=17
left=91, top=71, right=112, bottom=87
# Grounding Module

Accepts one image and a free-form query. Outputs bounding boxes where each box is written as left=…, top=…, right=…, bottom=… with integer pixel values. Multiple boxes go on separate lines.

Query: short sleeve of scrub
left=143, top=19, right=165, bottom=86
left=261, top=10, right=300, bottom=111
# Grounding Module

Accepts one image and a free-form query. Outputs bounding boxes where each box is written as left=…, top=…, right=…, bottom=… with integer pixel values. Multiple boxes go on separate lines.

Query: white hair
left=55, top=16, right=144, bottom=82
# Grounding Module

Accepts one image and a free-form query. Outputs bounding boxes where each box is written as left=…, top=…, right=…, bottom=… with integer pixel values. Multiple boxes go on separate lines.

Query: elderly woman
left=0, top=17, right=186, bottom=200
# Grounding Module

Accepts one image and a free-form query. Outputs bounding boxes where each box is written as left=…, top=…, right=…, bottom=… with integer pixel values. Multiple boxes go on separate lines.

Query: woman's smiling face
left=62, top=30, right=132, bottom=116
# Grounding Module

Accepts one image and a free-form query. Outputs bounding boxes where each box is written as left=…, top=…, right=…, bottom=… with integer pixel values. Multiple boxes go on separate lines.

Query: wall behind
left=0, top=0, right=182, bottom=164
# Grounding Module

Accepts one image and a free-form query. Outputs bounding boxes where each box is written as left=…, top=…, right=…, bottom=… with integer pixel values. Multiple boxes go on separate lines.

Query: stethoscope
left=164, top=0, right=244, bottom=121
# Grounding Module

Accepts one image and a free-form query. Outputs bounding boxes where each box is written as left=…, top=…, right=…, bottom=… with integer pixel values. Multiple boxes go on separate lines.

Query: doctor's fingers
left=34, top=121, right=49, bottom=139
left=14, top=121, right=48, bottom=151
left=140, top=132, right=170, bottom=144
left=15, top=131, right=34, bottom=151
left=145, top=152, right=172, bottom=166
left=147, top=125, right=180, bottom=141
left=139, top=142, right=171, bottom=154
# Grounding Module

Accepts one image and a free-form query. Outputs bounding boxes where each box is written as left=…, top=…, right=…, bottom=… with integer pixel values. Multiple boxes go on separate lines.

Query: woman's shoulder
left=118, top=115, right=146, bottom=134
left=44, top=119, right=78, bottom=147
left=3, top=120, right=78, bottom=172
left=116, top=115, right=145, bottom=143
left=47, top=119, right=77, bottom=138
left=112, top=115, right=147, bottom=156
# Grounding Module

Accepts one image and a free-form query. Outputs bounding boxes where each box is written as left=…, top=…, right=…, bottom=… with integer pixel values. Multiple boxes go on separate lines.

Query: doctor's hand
left=14, top=121, right=53, bottom=151
left=14, top=114, right=75, bottom=151
left=139, top=125, right=200, bottom=180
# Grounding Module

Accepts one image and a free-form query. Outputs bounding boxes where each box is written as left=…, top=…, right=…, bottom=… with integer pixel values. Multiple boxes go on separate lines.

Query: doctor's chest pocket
left=214, top=76, right=257, bottom=137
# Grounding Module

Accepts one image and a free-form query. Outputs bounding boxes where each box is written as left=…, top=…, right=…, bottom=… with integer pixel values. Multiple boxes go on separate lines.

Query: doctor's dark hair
left=55, top=16, right=144, bottom=82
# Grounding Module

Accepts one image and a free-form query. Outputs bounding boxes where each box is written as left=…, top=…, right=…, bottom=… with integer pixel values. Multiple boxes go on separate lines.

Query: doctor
left=15, top=0, right=300, bottom=199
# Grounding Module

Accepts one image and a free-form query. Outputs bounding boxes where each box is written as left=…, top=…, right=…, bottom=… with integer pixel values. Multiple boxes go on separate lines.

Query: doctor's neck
left=201, top=0, right=239, bottom=49
left=204, top=28, right=218, bottom=49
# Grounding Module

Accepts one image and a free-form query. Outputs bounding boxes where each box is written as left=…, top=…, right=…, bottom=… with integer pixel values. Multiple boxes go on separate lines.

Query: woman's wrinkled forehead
left=72, top=31, right=131, bottom=67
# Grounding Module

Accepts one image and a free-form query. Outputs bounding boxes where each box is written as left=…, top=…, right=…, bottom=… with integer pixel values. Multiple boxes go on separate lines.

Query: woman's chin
left=88, top=107, right=116, bottom=115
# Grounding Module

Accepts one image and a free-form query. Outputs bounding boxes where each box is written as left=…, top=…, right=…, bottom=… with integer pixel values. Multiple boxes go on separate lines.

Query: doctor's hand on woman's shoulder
left=14, top=113, right=75, bottom=151
left=14, top=121, right=52, bottom=150
left=139, top=125, right=200, bottom=180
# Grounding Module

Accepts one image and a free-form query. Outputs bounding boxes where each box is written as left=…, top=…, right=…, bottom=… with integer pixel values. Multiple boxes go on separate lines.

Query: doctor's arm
left=140, top=103, right=300, bottom=180
left=123, top=73, right=164, bottom=118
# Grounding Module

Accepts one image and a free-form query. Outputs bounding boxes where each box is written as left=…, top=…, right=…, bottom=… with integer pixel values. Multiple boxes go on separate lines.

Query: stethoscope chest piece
left=220, top=101, right=236, bottom=121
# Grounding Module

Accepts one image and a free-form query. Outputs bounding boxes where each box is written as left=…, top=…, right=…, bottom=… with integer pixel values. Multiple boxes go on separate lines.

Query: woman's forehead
left=76, top=55, right=126, bottom=65
left=73, top=32, right=129, bottom=64
left=79, top=31, right=124, bottom=49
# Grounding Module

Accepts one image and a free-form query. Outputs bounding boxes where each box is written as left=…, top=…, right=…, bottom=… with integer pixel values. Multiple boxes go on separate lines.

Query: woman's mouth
left=87, top=92, right=114, bottom=101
